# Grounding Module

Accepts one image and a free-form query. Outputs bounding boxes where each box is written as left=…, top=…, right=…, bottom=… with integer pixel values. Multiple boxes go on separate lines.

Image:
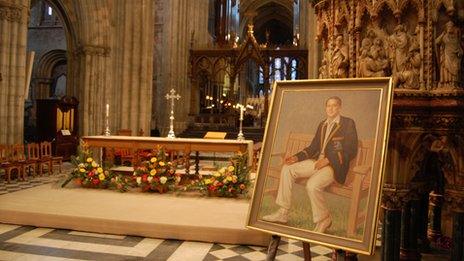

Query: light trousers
left=275, top=159, right=334, bottom=223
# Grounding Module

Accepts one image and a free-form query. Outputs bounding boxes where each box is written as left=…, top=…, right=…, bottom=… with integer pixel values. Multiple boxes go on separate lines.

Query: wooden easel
left=265, top=235, right=358, bottom=261
left=265, top=235, right=312, bottom=261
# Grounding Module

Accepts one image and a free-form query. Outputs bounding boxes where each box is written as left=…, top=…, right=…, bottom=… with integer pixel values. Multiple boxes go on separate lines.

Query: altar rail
left=81, top=135, right=254, bottom=174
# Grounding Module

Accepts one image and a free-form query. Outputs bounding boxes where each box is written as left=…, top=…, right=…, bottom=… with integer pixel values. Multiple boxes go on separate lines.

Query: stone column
left=0, top=0, right=29, bottom=144
left=400, top=183, right=429, bottom=260
left=428, top=191, right=444, bottom=242
left=158, top=0, right=210, bottom=136
left=444, top=188, right=464, bottom=261
left=73, top=45, right=111, bottom=136
left=306, top=3, right=317, bottom=79
left=381, top=185, right=408, bottom=261
left=111, top=0, right=154, bottom=136
left=35, top=78, right=52, bottom=99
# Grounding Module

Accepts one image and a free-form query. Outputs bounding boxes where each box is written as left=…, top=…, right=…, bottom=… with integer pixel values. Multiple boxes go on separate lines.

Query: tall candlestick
left=104, top=103, right=111, bottom=136
left=240, top=107, right=244, bottom=120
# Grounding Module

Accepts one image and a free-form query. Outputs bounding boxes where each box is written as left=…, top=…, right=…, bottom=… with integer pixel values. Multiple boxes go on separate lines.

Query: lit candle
left=240, top=106, right=244, bottom=120
left=106, top=103, right=109, bottom=118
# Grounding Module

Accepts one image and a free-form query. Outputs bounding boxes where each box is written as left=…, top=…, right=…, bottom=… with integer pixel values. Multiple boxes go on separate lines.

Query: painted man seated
left=262, top=96, right=358, bottom=233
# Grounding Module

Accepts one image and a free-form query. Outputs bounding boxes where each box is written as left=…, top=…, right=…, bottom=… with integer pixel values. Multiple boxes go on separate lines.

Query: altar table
left=81, top=135, right=254, bottom=174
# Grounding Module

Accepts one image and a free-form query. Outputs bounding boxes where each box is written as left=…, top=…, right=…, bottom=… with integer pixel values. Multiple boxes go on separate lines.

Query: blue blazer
left=294, top=116, right=358, bottom=184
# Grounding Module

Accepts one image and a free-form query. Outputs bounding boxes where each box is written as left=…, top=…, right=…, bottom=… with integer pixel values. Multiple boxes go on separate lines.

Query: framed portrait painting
left=247, top=78, right=393, bottom=255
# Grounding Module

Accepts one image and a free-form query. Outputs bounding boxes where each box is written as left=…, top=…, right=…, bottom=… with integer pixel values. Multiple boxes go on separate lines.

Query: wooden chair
left=14, top=144, right=36, bottom=180
left=31, top=143, right=52, bottom=176
left=25, top=143, right=43, bottom=177
left=0, top=144, right=26, bottom=182
left=115, top=129, right=136, bottom=166
left=40, top=141, right=62, bottom=174
left=266, top=132, right=374, bottom=237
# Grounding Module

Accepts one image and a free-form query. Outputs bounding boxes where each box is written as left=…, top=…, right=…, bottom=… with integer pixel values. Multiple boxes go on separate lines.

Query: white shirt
left=319, top=115, right=341, bottom=159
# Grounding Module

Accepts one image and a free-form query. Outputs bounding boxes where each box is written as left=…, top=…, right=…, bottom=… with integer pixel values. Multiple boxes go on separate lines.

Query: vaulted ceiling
left=239, top=0, right=294, bottom=45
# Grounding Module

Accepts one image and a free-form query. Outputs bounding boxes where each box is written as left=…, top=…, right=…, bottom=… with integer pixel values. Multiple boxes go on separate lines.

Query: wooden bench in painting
left=266, top=132, right=374, bottom=237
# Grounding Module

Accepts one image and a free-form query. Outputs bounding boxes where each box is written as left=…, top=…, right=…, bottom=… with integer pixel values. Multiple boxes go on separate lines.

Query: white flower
left=136, top=177, right=142, bottom=184
left=78, top=163, right=85, bottom=168
left=160, top=176, right=167, bottom=184
left=147, top=176, right=153, bottom=182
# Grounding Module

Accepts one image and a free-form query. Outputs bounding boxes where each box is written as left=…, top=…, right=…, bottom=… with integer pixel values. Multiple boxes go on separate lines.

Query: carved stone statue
left=404, top=26, right=422, bottom=89
left=359, top=35, right=389, bottom=77
left=388, top=25, right=411, bottom=88
left=435, top=21, right=463, bottom=89
left=319, top=47, right=330, bottom=79
left=330, top=35, right=349, bottom=78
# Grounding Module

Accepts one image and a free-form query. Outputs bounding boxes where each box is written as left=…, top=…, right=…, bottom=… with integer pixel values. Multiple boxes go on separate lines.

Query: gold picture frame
left=247, top=78, right=393, bottom=255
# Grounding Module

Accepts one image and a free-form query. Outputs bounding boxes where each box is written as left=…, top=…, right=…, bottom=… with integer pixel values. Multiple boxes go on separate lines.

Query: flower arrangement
left=62, top=141, right=129, bottom=192
left=132, top=148, right=180, bottom=193
left=195, top=152, right=251, bottom=197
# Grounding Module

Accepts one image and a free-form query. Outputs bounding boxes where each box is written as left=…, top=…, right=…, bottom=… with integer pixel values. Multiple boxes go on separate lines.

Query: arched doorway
left=25, top=0, right=77, bottom=142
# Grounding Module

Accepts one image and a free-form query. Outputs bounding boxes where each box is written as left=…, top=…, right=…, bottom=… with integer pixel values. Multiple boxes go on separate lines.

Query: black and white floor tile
left=0, top=224, right=338, bottom=260
left=0, top=173, right=66, bottom=195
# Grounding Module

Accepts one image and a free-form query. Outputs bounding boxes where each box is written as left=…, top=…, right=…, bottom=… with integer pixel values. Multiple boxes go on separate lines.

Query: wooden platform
left=0, top=183, right=270, bottom=246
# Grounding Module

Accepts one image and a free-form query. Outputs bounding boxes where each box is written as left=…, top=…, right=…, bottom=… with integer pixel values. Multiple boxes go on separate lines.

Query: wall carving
left=0, top=2, right=23, bottom=23
left=315, top=0, right=464, bottom=91
left=74, top=45, right=110, bottom=57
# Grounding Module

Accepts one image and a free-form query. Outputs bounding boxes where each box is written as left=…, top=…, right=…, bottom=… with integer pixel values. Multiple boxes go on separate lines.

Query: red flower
left=88, top=172, right=95, bottom=177
left=142, top=174, right=148, bottom=182
left=92, top=178, right=100, bottom=185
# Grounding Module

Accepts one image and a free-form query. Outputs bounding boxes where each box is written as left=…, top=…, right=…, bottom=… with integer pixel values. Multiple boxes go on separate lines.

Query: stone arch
left=431, top=0, right=456, bottom=22
left=370, top=0, right=397, bottom=19
left=35, top=49, right=67, bottom=98
left=46, top=0, right=112, bottom=135
left=398, top=0, right=425, bottom=23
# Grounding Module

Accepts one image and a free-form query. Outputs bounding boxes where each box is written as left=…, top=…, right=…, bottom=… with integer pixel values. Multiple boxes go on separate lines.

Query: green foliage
left=195, top=151, right=252, bottom=198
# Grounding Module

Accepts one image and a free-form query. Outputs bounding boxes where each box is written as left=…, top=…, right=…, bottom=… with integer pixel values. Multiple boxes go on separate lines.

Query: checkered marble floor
left=0, top=162, right=387, bottom=260
left=0, top=224, right=339, bottom=260
left=0, top=172, right=67, bottom=195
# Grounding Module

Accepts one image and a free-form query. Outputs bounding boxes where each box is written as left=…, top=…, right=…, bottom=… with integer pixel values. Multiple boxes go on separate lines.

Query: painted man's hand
left=284, top=156, right=298, bottom=165
left=314, top=157, right=329, bottom=170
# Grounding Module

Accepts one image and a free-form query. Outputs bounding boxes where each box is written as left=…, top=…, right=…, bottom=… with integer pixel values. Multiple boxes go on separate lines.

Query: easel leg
left=302, top=242, right=312, bottom=261
left=266, top=235, right=281, bottom=261
left=332, top=249, right=358, bottom=261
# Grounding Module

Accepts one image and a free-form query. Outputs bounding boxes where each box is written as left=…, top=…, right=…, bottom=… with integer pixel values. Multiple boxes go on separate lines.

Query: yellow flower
left=150, top=157, right=157, bottom=163
left=97, top=167, right=103, bottom=173
left=86, top=157, right=93, bottom=163
left=226, top=176, right=233, bottom=182
left=213, top=172, right=221, bottom=177
left=160, top=176, right=167, bottom=184
left=227, top=166, right=235, bottom=172
left=150, top=169, right=157, bottom=176
left=205, top=179, right=212, bottom=185
left=219, top=167, right=226, bottom=174
left=79, top=168, right=86, bottom=173
left=91, top=161, right=98, bottom=168
left=98, top=173, right=105, bottom=181
left=159, top=161, right=166, bottom=167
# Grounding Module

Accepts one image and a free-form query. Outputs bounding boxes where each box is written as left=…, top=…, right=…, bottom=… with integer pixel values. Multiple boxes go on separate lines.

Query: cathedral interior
left=0, top=0, right=464, bottom=260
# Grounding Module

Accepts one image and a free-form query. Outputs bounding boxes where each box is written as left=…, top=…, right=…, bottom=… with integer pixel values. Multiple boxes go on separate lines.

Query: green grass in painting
left=259, top=183, right=366, bottom=239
